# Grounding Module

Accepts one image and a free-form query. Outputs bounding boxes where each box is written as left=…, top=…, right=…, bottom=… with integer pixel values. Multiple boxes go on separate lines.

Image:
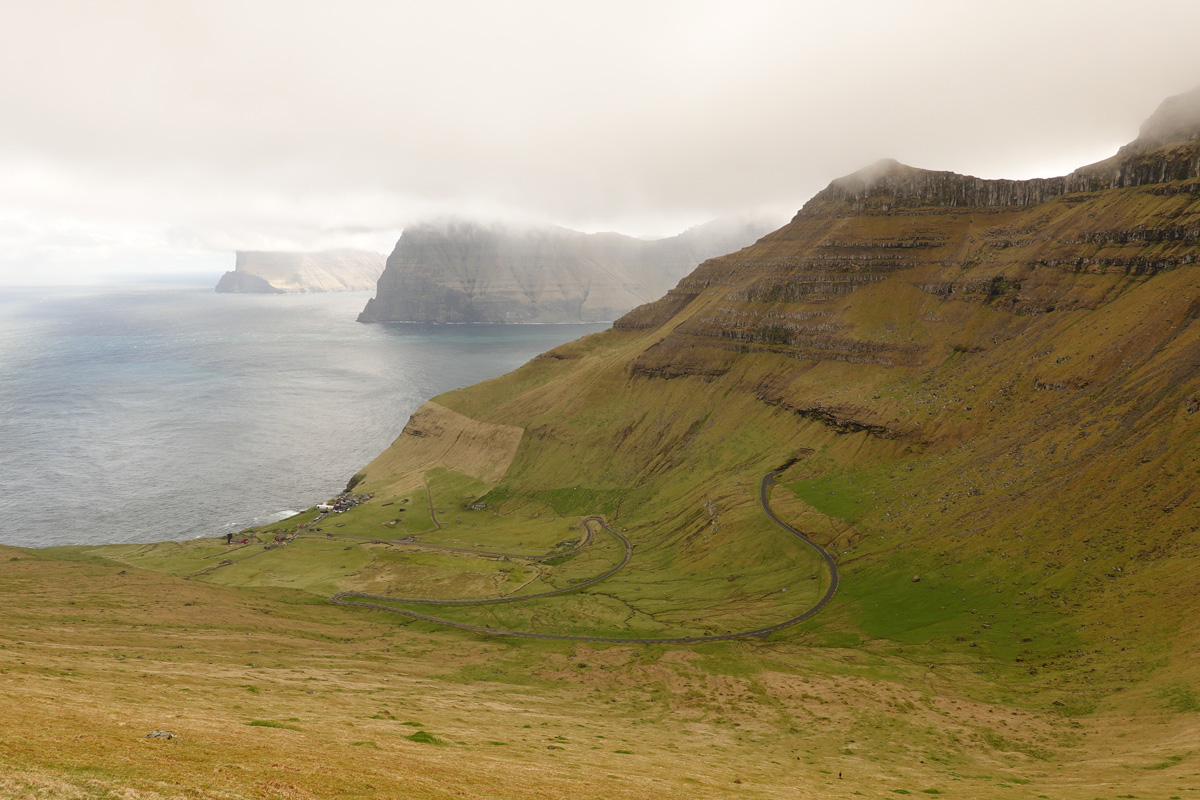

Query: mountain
left=333, top=86, right=1200, bottom=778
left=214, top=248, right=385, bottom=293
left=356, top=216, right=775, bottom=323
left=10, top=88, right=1200, bottom=799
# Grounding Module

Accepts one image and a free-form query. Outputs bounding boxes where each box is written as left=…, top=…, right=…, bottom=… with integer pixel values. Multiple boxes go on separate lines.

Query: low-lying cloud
left=1, top=0, right=1198, bottom=283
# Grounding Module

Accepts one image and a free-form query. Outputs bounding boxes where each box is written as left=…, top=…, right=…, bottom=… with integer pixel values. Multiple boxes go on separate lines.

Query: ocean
left=0, top=284, right=608, bottom=548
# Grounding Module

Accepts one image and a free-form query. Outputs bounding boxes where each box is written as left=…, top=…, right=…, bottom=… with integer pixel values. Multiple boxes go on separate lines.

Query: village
left=224, top=490, right=373, bottom=546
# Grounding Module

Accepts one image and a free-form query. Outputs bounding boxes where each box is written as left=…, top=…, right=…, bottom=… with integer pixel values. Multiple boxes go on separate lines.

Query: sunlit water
left=0, top=284, right=607, bottom=547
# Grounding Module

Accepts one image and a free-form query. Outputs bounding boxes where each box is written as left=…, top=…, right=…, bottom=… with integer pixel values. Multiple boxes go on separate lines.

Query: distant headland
left=357, top=216, right=776, bottom=323
left=215, top=249, right=385, bottom=293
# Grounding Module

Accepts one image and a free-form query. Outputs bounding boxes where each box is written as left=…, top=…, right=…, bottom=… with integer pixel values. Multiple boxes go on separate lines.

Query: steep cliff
left=350, top=87, right=1200, bottom=697
left=215, top=249, right=385, bottom=293
left=356, top=217, right=773, bottom=323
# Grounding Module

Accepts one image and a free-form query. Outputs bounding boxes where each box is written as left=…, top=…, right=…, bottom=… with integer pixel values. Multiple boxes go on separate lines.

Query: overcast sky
left=1, top=0, right=1198, bottom=284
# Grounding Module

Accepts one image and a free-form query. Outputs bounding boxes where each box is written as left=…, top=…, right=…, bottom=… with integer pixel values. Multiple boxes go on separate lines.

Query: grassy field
left=4, top=533, right=1198, bottom=800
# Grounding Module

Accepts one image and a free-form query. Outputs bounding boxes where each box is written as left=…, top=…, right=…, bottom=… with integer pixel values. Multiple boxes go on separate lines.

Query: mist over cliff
left=356, top=216, right=776, bottom=323
left=801, top=86, right=1200, bottom=216
left=215, top=249, right=385, bottom=294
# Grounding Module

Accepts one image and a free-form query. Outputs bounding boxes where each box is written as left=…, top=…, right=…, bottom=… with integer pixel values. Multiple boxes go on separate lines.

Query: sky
left=1, top=0, right=1199, bottom=285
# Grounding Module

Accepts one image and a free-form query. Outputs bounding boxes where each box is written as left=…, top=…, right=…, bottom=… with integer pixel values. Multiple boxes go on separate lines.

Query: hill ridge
left=800, top=86, right=1200, bottom=217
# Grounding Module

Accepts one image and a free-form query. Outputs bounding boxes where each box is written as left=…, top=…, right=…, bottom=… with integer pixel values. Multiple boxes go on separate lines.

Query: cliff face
left=612, top=133, right=1200, bottom=443
left=617, top=88, right=1200, bottom=342
left=356, top=217, right=773, bottom=323
left=215, top=249, right=385, bottom=294
left=799, top=87, right=1200, bottom=217
left=351, top=87, right=1200, bottom=691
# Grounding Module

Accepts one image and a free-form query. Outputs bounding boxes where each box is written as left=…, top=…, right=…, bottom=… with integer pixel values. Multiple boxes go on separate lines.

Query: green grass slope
left=8, top=120, right=1200, bottom=797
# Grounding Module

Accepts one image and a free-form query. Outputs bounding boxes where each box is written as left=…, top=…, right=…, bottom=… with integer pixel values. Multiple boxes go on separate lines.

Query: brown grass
left=4, top=536, right=1198, bottom=799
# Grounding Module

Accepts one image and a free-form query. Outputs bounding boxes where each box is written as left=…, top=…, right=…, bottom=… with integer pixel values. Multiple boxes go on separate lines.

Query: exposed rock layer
left=616, top=89, right=1200, bottom=378
left=357, top=218, right=773, bottom=323
left=215, top=249, right=385, bottom=294
left=801, top=88, right=1200, bottom=218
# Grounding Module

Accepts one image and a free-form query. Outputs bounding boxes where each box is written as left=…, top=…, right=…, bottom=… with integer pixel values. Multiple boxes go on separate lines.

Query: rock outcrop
left=215, top=249, right=385, bottom=294
left=616, top=86, right=1200, bottom=359
left=356, top=217, right=774, bottom=323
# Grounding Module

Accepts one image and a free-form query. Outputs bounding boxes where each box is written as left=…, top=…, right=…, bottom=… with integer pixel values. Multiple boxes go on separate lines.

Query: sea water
left=0, top=284, right=608, bottom=547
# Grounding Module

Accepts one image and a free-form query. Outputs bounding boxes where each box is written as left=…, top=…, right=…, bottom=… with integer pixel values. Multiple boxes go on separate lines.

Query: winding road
left=329, top=470, right=840, bottom=643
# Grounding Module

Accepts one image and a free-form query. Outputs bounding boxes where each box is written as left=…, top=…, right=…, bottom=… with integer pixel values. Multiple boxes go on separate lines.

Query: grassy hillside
left=7, top=538, right=1199, bottom=800
left=6, top=131, right=1200, bottom=796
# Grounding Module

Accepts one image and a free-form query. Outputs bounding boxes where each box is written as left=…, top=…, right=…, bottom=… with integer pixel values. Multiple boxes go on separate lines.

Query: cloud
left=1, top=0, right=1199, bottom=282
